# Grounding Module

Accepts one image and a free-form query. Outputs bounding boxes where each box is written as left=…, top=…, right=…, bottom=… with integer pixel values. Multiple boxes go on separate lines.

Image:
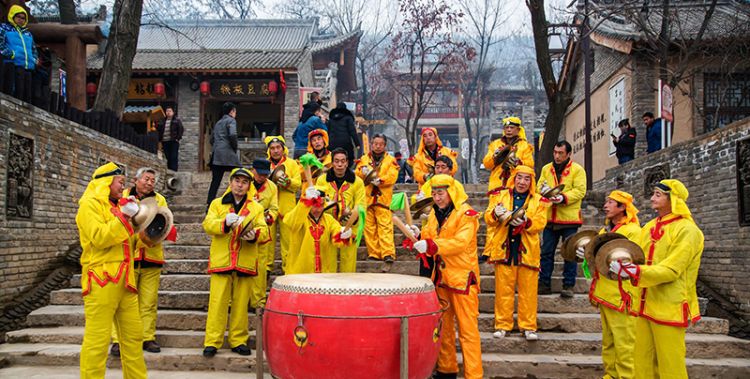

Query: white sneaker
left=524, top=330, right=539, bottom=341
left=492, top=330, right=506, bottom=339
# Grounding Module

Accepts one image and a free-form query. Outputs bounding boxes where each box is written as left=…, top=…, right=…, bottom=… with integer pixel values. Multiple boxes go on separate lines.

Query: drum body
left=263, top=273, right=442, bottom=379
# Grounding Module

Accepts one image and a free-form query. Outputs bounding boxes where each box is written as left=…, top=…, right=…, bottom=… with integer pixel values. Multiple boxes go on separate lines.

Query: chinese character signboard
left=211, top=80, right=273, bottom=99
left=128, top=79, right=164, bottom=100
left=608, top=77, right=626, bottom=156
left=661, top=83, right=673, bottom=122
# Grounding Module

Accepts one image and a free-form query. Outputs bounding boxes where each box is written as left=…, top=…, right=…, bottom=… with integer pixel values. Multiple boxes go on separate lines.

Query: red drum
left=263, top=273, right=442, bottom=379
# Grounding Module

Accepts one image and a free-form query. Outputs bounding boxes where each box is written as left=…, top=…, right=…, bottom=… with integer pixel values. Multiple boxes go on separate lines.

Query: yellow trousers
left=364, top=206, right=395, bottom=260
left=278, top=219, right=292, bottom=272
left=111, top=266, right=161, bottom=343
left=436, top=286, right=483, bottom=379
left=250, top=256, right=269, bottom=309
left=81, top=277, right=147, bottom=379
left=494, top=264, right=538, bottom=331
left=633, top=317, right=687, bottom=379
left=338, top=241, right=358, bottom=272
left=204, top=272, right=253, bottom=348
left=262, top=225, right=276, bottom=272
left=600, top=305, right=635, bottom=379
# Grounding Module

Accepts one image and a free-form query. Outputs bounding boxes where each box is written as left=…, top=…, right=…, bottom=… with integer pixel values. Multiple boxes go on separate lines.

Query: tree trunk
left=92, top=0, right=144, bottom=117
left=358, top=54, right=368, bottom=118
left=58, top=0, right=78, bottom=25
left=537, top=95, right=570, bottom=170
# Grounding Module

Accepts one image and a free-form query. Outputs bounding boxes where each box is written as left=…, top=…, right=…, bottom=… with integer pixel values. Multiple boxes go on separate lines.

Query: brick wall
left=283, top=74, right=300, bottom=147
left=0, top=93, right=166, bottom=307
left=593, top=117, right=750, bottom=319
left=177, top=76, right=201, bottom=172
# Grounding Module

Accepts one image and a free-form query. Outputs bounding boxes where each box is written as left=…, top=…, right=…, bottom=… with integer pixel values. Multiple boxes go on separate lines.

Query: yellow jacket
left=270, top=156, right=302, bottom=216
left=539, top=161, right=587, bottom=225
left=249, top=179, right=279, bottom=245
left=124, top=188, right=168, bottom=265
left=631, top=214, right=704, bottom=327
left=590, top=223, right=642, bottom=312
left=202, top=194, right=269, bottom=275
left=282, top=200, right=348, bottom=274
left=355, top=152, right=400, bottom=208
left=483, top=190, right=548, bottom=269
left=316, top=170, right=366, bottom=222
left=482, top=138, right=534, bottom=193
left=421, top=203, right=481, bottom=293
left=409, top=146, right=458, bottom=185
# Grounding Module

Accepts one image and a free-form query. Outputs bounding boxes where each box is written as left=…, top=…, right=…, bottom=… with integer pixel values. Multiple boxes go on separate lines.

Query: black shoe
left=538, top=284, right=552, bottom=295
left=231, top=344, right=252, bottom=356
left=384, top=255, right=395, bottom=263
left=203, top=346, right=218, bottom=357
left=560, top=286, right=574, bottom=298
left=110, top=343, right=120, bottom=357
left=143, top=340, right=161, bottom=353
left=433, top=372, right=458, bottom=379
left=478, top=255, right=489, bottom=264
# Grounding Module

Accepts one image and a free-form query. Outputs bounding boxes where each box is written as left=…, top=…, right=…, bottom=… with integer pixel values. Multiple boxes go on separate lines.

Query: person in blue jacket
left=643, top=112, right=663, bottom=154
left=0, top=5, right=37, bottom=71
left=293, top=103, right=327, bottom=158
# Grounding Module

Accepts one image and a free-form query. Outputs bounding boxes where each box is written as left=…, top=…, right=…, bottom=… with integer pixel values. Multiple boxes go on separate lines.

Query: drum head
left=273, top=273, right=435, bottom=295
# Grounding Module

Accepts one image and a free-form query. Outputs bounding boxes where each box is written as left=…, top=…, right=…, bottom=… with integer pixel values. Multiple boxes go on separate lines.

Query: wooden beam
left=65, top=35, right=86, bottom=110
left=29, top=23, right=104, bottom=44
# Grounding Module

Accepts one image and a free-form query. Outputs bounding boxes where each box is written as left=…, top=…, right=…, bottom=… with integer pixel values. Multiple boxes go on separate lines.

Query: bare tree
left=274, top=0, right=321, bottom=20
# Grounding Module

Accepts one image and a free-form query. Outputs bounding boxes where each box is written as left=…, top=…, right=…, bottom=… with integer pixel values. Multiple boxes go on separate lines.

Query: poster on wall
left=608, top=77, right=626, bottom=156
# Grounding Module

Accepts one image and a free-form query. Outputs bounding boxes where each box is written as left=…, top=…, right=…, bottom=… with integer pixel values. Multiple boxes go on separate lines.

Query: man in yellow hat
left=202, top=168, right=269, bottom=358
left=482, top=117, right=534, bottom=195
left=265, top=136, right=302, bottom=272
left=110, top=167, right=174, bottom=357
left=411, top=174, right=482, bottom=379
left=538, top=140, right=588, bottom=298
left=316, top=147, right=366, bottom=272
left=609, top=179, right=704, bottom=379
left=408, top=127, right=458, bottom=186
left=578, top=190, right=641, bottom=379
left=248, top=159, right=278, bottom=308
left=284, top=184, right=354, bottom=273
left=355, top=133, right=400, bottom=262
left=481, top=165, right=549, bottom=341
left=76, top=162, right=147, bottom=379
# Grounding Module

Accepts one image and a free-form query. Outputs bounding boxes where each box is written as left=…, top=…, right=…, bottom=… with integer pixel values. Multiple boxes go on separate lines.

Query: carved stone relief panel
left=6, top=132, right=34, bottom=219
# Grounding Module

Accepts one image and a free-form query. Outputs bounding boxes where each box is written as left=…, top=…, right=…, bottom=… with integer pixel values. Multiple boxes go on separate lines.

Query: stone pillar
left=283, top=74, right=300, bottom=149
left=177, top=76, right=201, bottom=171
left=630, top=54, right=657, bottom=158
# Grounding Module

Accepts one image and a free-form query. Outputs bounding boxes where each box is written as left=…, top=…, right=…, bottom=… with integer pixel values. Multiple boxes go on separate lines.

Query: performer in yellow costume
left=316, top=147, right=366, bottom=272
left=76, top=162, right=147, bottom=379
left=284, top=185, right=353, bottom=274
left=482, top=117, right=535, bottom=195
left=266, top=136, right=302, bottom=272
left=411, top=155, right=463, bottom=203
left=411, top=174, right=482, bottom=379
left=110, top=167, right=173, bottom=357
left=538, top=140, right=588, bottom=298
left=355, top=133, right=400, bottom=261
left=248, top=159, right=278, bottom=308
left=307, top=128, right=332, bottom=167
left=202, top=168, right=269, bottom=357
left=578, top=190, right=641, bottom=379
left=482, top=165, right=548, bottom=340
left=609, top=179, right=704, bottom=379
left=408, top=127, right=458, bottom=185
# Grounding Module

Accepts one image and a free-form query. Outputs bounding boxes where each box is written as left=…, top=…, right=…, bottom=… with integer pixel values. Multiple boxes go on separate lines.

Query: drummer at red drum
left=202, top=168, right=269, bottom=358
left=577, top=190, right=641, bottom=378
left=283, top=185, right=354, bottom=274
left=608, top=179, right=704, bottom=379
left=411, top=174, right=482, bottom=379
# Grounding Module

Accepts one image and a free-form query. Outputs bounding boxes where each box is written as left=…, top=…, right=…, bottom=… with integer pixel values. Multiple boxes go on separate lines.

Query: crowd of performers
left=76, top=117, right=703, bottom=379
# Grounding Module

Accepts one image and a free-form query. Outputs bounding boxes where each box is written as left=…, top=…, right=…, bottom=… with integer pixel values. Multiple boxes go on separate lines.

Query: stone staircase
left=2, top=173, right=749, bottom=378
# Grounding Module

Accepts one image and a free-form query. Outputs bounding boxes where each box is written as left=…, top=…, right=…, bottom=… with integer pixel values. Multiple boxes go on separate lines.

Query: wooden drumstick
left=404, top=196, right=413, bottom=226
left=392, top=215, right=418, bottom=243
left=304, top=166, right=314, bottom=188
left=343, top=206, right=359, bottom=230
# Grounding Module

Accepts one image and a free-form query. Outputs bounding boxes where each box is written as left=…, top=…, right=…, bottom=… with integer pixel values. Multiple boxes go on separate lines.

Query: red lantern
left=86, top=82, right=97, bottom=96
left=268, top=80, right=278, bottom=94
left=154, top=82, right=165, bottom=97
left=200, top=81, right=210, bottom=95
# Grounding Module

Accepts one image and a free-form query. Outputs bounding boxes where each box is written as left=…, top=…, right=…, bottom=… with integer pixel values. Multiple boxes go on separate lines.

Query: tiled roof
left=89, top=50, right=307, bottom=71
left=124, top=105, right=163, bottom=114
left=310, top=29, right=363, bottom=53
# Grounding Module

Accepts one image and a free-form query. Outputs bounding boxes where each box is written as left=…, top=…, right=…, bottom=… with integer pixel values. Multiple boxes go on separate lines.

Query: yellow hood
left=417, top=127, right=444, bottom=155
left=503, top=116, right=527, bottom=141
left=607, top=190, right=640, bottom=226
left=507, top=165, right=537, bottom=195
left=430, top=174, right=467, bottom=209
left=78, top=162, right=123, bottom=205
left=658, top=179, right=692, bottom=222
left=8, top=5, right=28, bottom=28
left=307, top=129, right=329, bottom=153
left=265, top=135, right=289, bottom=159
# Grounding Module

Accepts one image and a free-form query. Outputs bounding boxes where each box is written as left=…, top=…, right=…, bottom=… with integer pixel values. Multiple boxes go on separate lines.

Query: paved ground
left=0, top=366, right=273, bottom=378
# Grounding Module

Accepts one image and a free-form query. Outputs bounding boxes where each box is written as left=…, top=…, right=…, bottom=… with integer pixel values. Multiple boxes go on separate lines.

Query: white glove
left=539, top=182, right=551, bottom=195
left=371, top=178, right=382, bottom=186
left=120, top=197, right=139, bottom=217
left=575, top=246, right=586, bottom=260
left=414, top=240, right=428, bottom=254
left=340, top=227, right=352, bottom=239
left=415, top=191, right=426, bottom=202
left=241, top=229, right=256, bottom=241
left=362, top=166, right=372, bottom=175
left=225, top=213, right=240, bottom=227
left=550, top=195, right=564, bottom=204
left=509, top=214, right=527, bottom=227
left=609, top=261, right=637, bottom=278
left=408, top=224, right=421, bottom=239
left=305, top=186, right=320, bottom=199
left=493, top=204, right=508, bottom=218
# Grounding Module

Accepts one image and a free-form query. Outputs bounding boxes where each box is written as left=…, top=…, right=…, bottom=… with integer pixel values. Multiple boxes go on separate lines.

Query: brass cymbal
left=560, top=230, right=598, bottom=262
left=596, top=239, right=646, bottom=280
left=584, top=232, right=627, bottom=273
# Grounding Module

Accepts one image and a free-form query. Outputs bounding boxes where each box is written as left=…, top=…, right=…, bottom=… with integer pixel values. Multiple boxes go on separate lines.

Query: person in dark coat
left=299, top=91, right=322, bottom=123
left=327, top=102, right=361, bottom=166
left=292, top=103, right=327, bottom=158
left=206, top=102, right=242, bottom=205
left=643, top=112, right=663, bottom=154
left=157, top=106, right=184, bottom=171
left=612, top=118, right=636, bottom=164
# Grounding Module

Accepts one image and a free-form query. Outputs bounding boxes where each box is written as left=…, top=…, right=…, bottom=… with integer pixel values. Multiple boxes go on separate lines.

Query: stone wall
left=176, top=76, right=201, bottom=172
left=593, top=118, right=750, bottom=319
left=283, top=73, right=300, bottom=147
left=0, top=93, right=166, bottom=307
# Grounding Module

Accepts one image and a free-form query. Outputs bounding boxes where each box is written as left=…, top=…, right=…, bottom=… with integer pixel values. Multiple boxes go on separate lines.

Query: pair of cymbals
left=364, top=169, right=380, bottom=186
left=562, top=231, right=646, bottom=279
left=560, top=230, right=597, bottom=263
left=541, top=184, right=565, bottom=198
left=132, top=197, right=174, bottom=247
left=412, top=197, right=434, bottom=219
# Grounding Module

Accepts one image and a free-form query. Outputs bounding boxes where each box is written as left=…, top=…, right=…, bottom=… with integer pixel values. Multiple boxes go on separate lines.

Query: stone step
left=26, top=306, right=729, bottom=334
left=7, top=328, right=748, bottom=359
left=0, top=365, right=271, bottom=379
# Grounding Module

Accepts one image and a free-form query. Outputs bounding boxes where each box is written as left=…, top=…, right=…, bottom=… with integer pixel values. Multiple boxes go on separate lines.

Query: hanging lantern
left=268, top=80, right=278, bottom=94
left=200, top=81, right=210, bottom=96
left=154, top=82, right=165, bottom=97
left=86, top=82, right=97, bottom=96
